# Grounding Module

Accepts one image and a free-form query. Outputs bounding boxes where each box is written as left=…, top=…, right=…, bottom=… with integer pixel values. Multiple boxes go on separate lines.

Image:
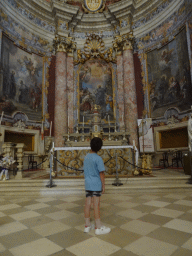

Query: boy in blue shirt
left=83, top=137, right=111, bottom=235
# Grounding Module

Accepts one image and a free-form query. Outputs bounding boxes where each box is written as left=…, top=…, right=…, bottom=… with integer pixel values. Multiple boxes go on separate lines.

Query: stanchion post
left=46, top=143, right=57, bottom=188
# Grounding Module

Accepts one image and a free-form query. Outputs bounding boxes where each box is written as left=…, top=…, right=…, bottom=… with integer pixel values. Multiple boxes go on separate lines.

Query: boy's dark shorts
left=85, top=190, right=102, bottom=197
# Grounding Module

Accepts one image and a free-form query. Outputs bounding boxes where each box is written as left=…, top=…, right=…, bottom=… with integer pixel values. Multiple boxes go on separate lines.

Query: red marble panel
left=54, top=51, right=67, bottom=147
left=67, top=55, right=74, bottom=133
left=123, top=49, right=138, bottom=146
left=116, top=54, right=125, bottom=130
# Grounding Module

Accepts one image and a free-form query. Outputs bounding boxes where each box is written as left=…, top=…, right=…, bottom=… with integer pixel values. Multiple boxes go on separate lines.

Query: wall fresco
left=147, top=28, right=192, bottom=118
left=1, top=35, right=43, bottom=120
left=79, top=59, right=114, bottom=123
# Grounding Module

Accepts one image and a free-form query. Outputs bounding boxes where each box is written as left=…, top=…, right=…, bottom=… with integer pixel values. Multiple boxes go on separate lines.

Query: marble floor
left=0, top=190, right=192, bottom=256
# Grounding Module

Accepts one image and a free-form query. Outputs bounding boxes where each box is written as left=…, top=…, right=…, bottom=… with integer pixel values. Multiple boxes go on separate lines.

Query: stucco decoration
left=6, top=0, right=55, bottom=33
left=132, top=0, right=175, bottom=30
left=0, top=8, right=53, bottom=55
left=74, top=34, right=115, bottom=64
left=136, top=0, right=191, bottom=52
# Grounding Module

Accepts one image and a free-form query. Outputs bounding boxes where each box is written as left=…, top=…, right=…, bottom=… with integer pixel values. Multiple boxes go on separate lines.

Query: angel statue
left=0, top=156, right=16, bottom=181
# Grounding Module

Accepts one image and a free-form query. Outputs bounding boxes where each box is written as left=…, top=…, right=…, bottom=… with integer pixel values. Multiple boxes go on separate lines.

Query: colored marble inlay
left=123, top=49, right=138, bottom=146
left=55, top=51, right=67, bottom=147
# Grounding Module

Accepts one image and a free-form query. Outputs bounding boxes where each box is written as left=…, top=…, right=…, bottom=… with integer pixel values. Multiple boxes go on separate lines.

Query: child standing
left=83, top=137, right=111, bottom=235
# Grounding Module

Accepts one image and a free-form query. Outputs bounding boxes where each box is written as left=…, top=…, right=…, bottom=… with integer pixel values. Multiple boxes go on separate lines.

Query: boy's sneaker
left=95, top=226, right=111, bottom=235
left=84, top=224, right=94, bottom=233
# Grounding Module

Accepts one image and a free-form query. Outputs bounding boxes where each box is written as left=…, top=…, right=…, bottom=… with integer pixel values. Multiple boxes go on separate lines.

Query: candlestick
left=49, top=121, right=52, bottom=137
left=108, top=115, right=110, bottom=126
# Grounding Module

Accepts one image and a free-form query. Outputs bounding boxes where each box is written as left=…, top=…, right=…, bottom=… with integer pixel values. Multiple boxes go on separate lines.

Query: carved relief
left=74, top=34, right=116, bottom=64
left=54, top=35, right=76, bottom=53
left=113, top=32, right=134, bottom=52
left=82, top=0, right=106, bottom=13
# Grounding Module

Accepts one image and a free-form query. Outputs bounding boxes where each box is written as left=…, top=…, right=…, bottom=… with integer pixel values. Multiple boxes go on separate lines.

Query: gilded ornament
left=113, top=32, right=134, bottom=52
left=74, top=34, right=116, bottom=65
left=54, top=35, right=76, bottom=53
left=45, top=113, right=50, bottom=119
left=82, top=0, right=105, bottom=13
left=19, top=37, right=27, bottom=49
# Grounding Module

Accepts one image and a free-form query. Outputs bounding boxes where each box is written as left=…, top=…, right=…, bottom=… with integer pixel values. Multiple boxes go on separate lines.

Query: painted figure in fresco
left=80, top=89, right=93, bottom=112
left=95, top=85, right=106, bottom=106
left=0, top=95, right=17, bottom=113
left=167, top=76, right=180, bottom=101
left=30, top=83, right=42, bottom=111
left=158, top=75, right=167, bottom=103
left=15, top=80, right=22, bottom=102
left=9, top=71, right=16, bottom=99
left=80, top=65, right=91, bottom=83
left=19, top=82, right=29, bottom=104
left=106, top=95, right=113, bottom=113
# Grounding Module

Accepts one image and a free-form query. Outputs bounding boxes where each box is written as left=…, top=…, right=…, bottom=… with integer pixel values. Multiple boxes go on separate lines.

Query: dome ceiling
left=1, top=0, right=183, bottom=42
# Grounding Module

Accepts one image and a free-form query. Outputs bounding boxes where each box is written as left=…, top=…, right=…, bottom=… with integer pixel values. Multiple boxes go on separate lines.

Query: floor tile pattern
left=0, top=191, right=192, bottom=255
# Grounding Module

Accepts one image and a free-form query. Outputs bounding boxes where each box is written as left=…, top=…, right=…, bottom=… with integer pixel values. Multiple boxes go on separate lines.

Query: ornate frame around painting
left=77, top=59, right=115, bottom=124
left=0, top=34, right=45, bottom=121
left=146, top=27, right=192, bottom=118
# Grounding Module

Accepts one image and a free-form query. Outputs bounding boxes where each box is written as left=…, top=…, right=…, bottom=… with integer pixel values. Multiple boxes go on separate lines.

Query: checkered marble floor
left=1, top=191, right=192, bottom=256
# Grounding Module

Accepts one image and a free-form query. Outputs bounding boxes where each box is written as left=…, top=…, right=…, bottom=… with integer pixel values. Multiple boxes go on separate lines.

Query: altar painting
left=147, top=28, right=192, bottom=118
left=1, top=36, right=43, bottom=120
left=79, top=60, right=114, bottom=122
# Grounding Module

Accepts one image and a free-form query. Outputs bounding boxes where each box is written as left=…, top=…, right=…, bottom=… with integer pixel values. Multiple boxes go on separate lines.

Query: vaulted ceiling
left=1, top=0, right=184, bottom=43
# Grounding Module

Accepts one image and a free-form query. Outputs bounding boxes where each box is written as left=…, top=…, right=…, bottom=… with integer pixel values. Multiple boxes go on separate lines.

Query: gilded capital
left=123, top=40, right=133, bottom=51
left=54, top=35, right=76, bottom=54
left=113, top=31, right=134, bottom=53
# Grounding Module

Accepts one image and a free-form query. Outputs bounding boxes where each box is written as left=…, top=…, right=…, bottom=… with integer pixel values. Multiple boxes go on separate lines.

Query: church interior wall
left=0, top=0, right=191, bottom=175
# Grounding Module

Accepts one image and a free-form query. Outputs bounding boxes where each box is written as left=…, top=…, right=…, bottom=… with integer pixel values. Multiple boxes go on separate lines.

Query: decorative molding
left=74, top=34, right=116, bottom=64
left=82, top=0, right=106, bottom=13
left=53, top=35, right=76, bottom=53
left=13, top=120, right=26, bottom=131
left=167, top=115, right=179, bottom=128
left=113, top=32, right=134, bottom=52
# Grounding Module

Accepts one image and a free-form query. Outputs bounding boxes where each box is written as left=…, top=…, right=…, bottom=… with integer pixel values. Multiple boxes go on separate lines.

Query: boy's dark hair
left=90, top=137, right=103, bottom=153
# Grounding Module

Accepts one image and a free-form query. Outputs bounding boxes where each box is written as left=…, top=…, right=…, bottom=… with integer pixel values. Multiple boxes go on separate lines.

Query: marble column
left=67, top=53, right=74, bottom=133
left=116, top=52, right=125, bottom=131
left=54, top=50, right=67, bottom=147
left=123, top=41, right=138, bottom=146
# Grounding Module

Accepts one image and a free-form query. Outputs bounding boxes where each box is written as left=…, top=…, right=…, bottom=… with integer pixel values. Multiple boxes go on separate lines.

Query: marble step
left=0, top=176, right=191, bottom=187
left=0, top=177, right=192, bottom=196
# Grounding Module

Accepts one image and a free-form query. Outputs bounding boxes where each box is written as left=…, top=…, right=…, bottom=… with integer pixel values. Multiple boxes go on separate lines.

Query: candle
left=108, top=115, right=110, bottom=126
left=0, top=111, right=4, bottom=125
left=77, top=109, right=78, bottom=117
left=122, top=114, right=123, bottom=122
left=83, top=116, right=84, bottom=127
left=68, top=115, right=69, bottom=126
left=133, top=140, right=135, bottom=147
left=49, top=121, right=52, bottom=137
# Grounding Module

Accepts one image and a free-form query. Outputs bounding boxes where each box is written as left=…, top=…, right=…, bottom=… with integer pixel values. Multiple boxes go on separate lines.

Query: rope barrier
left=54, top=155, right=113, bottom=173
